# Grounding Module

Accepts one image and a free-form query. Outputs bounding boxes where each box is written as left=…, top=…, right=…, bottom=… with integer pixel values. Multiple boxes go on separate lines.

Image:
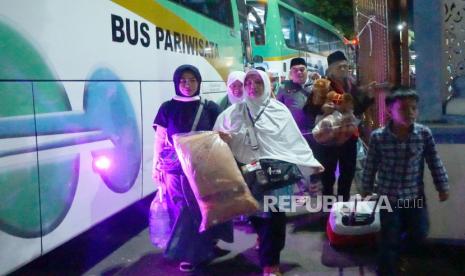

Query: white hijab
left=214, top=69, right=323, bottom=176
left=227, top=71, right=246, bottom=104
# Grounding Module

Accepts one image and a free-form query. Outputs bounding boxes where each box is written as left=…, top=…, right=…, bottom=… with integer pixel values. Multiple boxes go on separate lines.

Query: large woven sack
left=173, top=131, right=259, bottom=232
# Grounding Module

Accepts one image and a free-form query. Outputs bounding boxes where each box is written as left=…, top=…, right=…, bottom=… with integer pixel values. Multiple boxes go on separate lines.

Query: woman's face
left=244, top=73, right=264, bottom=99
left=178, top=71, right=199, bottom=97
left=229, top=80, right=243, bottom=98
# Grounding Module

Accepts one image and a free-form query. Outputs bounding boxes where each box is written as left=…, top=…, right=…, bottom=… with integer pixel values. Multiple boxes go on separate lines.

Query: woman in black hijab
left=152, top=64, right=232, bottom=272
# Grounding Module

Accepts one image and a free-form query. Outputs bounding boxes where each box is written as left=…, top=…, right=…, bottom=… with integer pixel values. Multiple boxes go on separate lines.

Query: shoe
left=263, top=265, right=282, bottom=276
left=179, top=262, right=195, bottom=272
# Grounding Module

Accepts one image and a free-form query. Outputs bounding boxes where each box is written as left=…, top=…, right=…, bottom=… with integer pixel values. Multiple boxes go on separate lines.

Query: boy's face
left=388, top=98, right=418, bottom=127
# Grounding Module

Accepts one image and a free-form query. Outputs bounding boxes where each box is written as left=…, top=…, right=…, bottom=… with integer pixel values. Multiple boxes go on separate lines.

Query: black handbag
left=241, top=159, right=303, bottom=195
left=259, top=159, right=303, bottom=190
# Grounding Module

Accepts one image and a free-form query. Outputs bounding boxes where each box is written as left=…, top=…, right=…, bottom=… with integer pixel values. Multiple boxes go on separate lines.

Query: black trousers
left=250, top=212, right=287, bottom=267
left=313, top=136, right=357, bottom=201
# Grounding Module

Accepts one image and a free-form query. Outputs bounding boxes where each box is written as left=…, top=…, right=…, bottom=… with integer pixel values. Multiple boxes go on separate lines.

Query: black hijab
left=173, top=64, right=202, bottom=97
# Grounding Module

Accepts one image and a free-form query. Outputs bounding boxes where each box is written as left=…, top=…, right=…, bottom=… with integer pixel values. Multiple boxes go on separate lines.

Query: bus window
left=296, top=17, right=306, bottom=49
left=247, top=2, right=267, bottom=45
left=301, top=18, right=319, bottom=53
left=318, top=27, right=330, bottom=55
left=169, top=0, right=234, bottom=27
left=279, top=6, right=296, bottom=48
left=237, top=0, right=252, bottom=64
left=318, top=28, right=344, bottom=55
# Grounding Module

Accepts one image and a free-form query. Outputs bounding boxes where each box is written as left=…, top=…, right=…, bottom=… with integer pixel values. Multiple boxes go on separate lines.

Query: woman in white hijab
left=218, top=71, right=246, bottom=111
left=214, top=69, right=323, bottom=276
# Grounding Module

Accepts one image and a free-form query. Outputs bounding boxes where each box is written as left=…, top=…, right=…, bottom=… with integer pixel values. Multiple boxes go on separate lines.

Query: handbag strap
left=191, top=98, right=205, bottom=131
left=245, top=99, right=270, bottom=150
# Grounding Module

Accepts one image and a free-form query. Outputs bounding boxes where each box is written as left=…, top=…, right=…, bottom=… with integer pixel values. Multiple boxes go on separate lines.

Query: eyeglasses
left=179, top=78, right=198, bottom=85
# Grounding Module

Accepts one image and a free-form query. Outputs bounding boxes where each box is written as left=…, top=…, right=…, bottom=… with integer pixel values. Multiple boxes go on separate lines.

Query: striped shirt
left=361, top=122, right=449, bottom=200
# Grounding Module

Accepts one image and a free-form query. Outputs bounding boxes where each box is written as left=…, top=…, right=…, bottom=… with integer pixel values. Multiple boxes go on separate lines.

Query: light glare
left=95, top=156, right=111, bottom=170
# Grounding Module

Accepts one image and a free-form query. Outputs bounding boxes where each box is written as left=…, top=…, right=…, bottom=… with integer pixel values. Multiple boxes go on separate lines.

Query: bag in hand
left=149, top=189, right=172, bottom=249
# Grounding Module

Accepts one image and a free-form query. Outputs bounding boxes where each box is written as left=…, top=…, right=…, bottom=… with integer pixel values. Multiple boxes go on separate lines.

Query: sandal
left=179, top=261, right=195, bottom=272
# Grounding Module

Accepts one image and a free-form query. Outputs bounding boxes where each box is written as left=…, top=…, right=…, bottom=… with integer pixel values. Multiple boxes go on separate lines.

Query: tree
left=285, top=0, right=355, bottom=38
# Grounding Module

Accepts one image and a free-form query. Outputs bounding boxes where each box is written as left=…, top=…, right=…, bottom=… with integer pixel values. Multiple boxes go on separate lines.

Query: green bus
left=247, top=0, right=347, bottom=78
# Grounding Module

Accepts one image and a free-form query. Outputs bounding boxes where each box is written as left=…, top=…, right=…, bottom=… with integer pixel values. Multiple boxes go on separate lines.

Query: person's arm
left=423, top=127, right=449, bottom=201
left=152, top=126, right=167, bottom=185
left=361, top=132, right=380, bottom=196
left=152, top=102, right=169, bottom=185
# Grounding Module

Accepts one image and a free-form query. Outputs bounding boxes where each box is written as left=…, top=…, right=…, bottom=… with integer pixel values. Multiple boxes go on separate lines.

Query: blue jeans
left=378, top=198, right=429, bottom=275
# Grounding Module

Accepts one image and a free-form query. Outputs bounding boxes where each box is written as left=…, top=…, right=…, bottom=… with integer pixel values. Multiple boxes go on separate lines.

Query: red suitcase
left=326, top=197, right=380, bottom=247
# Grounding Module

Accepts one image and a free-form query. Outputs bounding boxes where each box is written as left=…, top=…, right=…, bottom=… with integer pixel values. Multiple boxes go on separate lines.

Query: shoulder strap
left=191, top=98, right=206, bottom=131
left=245, top=99, right=270, bottom=127
left=245, top=99, right=270, bottom=151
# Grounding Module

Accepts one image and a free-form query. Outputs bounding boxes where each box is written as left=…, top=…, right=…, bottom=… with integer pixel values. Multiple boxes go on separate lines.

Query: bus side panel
left=0, top=83, right=42, bottom=275
left=37, top=81, right=144, bottom=255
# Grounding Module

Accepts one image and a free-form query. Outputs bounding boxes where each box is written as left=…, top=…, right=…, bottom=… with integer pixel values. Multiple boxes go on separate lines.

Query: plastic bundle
left=312, top=91, right=358, bottom=145
left=148, top=188, right=171, bottom=249
left=312, top=111, right=358, bottom=145
left=173, top=131, right=259, bottom=232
